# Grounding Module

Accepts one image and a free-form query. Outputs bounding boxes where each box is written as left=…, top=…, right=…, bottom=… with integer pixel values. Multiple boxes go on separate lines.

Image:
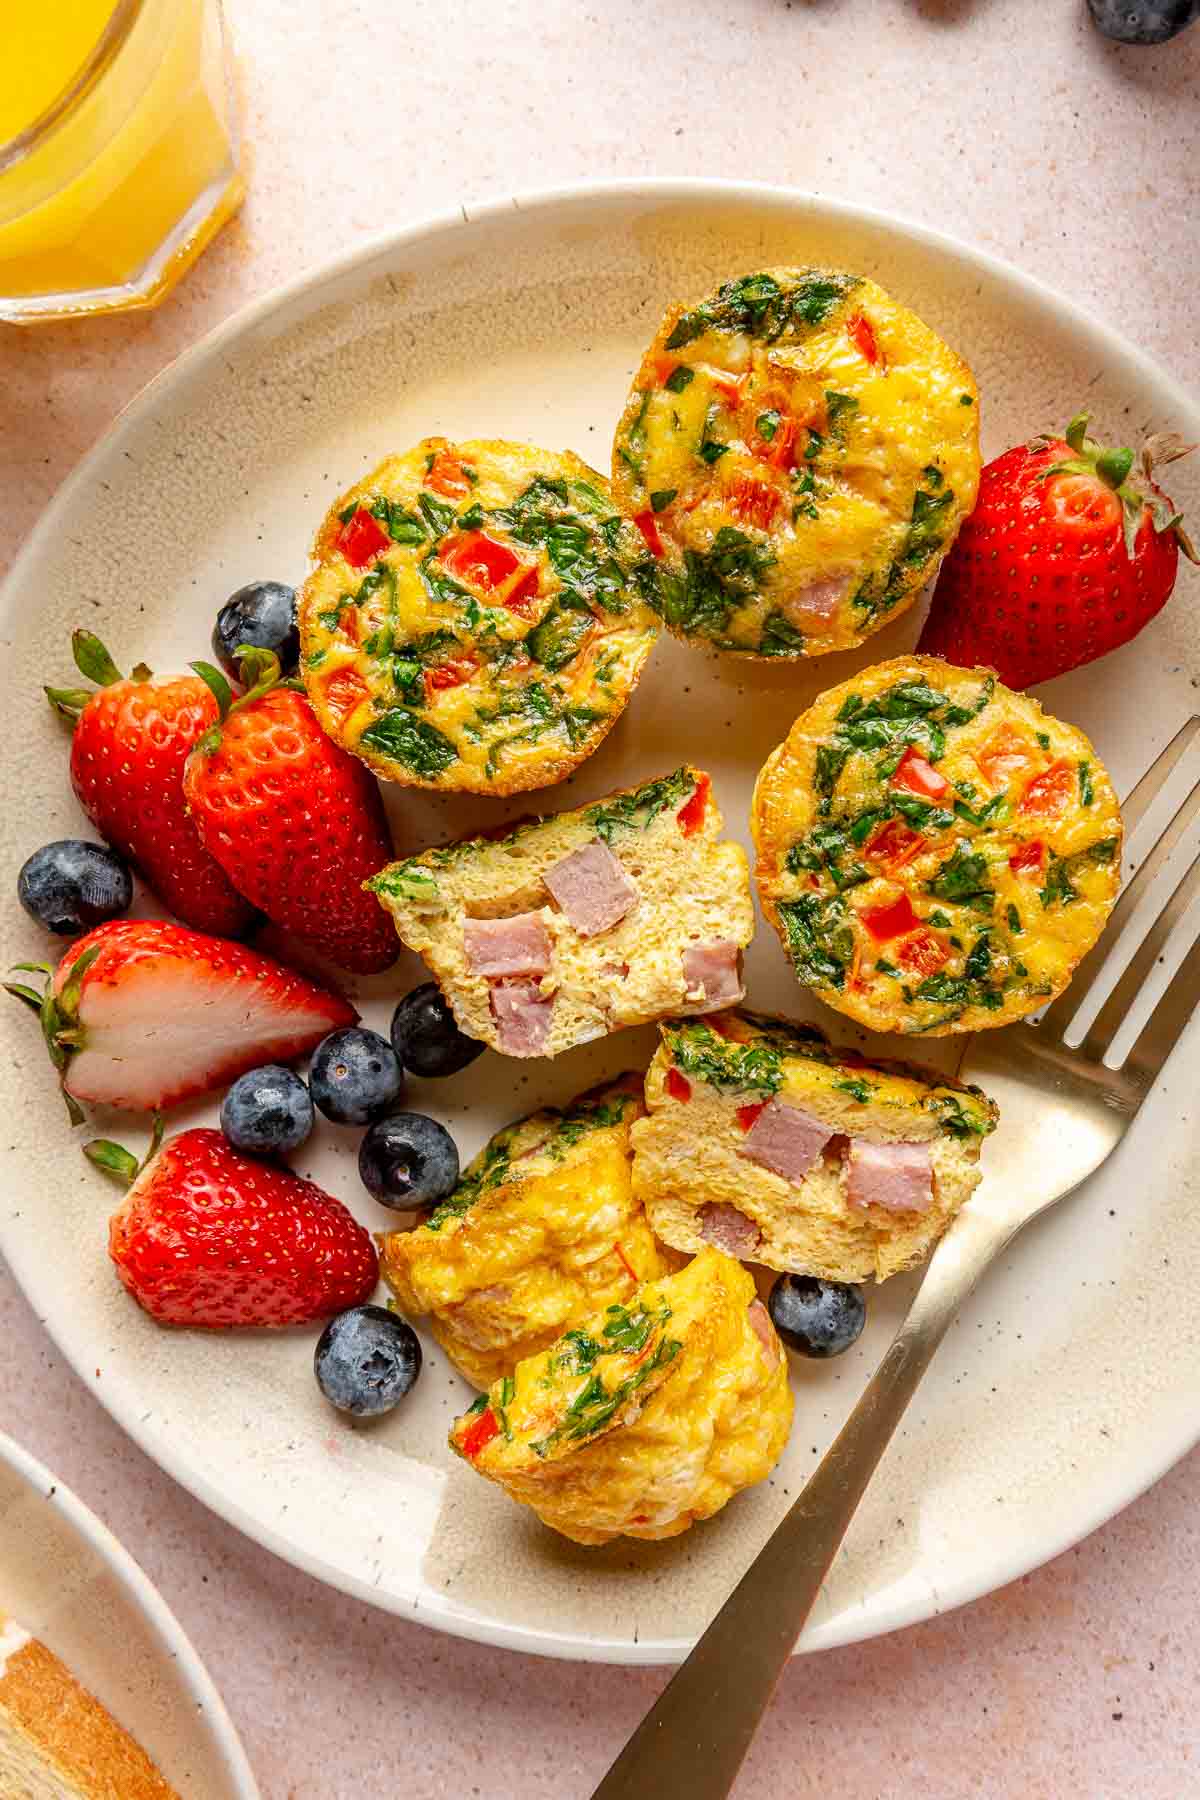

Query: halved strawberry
left=8, top=919, right=355, bottom=1117
left=183, top=653, right=397, bottom=975
left=93, top=1127, right=378, bottom=1328
left=44, top=631, right=255, bottom=937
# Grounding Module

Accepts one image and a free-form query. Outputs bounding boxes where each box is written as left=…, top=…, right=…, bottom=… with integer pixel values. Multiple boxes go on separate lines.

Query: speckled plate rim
left=3, top=178, right=1199, bottom=1667
left=0, top=1430, right=261, bottom=1796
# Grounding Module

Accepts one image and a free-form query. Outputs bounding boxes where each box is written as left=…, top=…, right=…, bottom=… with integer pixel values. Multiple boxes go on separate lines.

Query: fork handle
left=589, top=1206, right=1015, bottom=1800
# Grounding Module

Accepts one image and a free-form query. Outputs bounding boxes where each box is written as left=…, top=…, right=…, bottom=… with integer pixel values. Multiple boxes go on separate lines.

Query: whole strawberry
left=918, top=415, right=1197, bottom=688
left=45, top=632, right=255, bottom=937
left=6, top=918, right=356, bottom=1119
left=184, top=654, right=397, bottom=975
left=94, top=1128, right=378, bottom=1328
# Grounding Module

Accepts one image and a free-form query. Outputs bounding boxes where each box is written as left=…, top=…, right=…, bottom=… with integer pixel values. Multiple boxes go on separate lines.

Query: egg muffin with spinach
left=753, top=656, right=1122, bottom=1035
left=379, top=1075, right=679, bottom=1390
left=449, top=1247, right=792, bottom=1545
left=611, top=268, right=980, bottom=658
left=632, top=1011, right=996, bottom=1283
left=298, top=439, right=659, bottom=794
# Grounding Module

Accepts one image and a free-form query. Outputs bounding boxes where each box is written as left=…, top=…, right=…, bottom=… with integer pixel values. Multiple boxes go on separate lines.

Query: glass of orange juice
left=0, top=0, right=243, bottom=322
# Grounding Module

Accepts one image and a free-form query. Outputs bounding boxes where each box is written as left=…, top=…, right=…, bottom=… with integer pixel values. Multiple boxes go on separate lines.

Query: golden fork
left=592, top=716, right=1200, bottom=1800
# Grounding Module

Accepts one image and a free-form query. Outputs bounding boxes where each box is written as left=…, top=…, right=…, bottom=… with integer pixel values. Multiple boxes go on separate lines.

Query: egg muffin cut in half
left=753, top=655, right=1123, bottom=1036
left=379, top=1075, right=680, bottom=1389
left=449, top=1246, right=792, bottom=1545
left=368, top=766, right=754, bottom=1058
left=631, top=1011, right=997, bottom=1283
left=298, top=439, right=660, bottom=794
left=611, top=268, right=980, bottom=658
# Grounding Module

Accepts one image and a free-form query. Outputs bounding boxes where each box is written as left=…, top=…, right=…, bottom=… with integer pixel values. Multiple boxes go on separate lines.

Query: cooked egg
left=610, top=268, right=980, bottom=658
left=631, top=1010, right=997, bottom=1283
left=753, top=655, right=1123, bottom=1035
left=449, top=1247, right=792, bottom=1545
left=298, top=438, right=659, bottom=795
left=379, top=1075, right=678, bottom=1389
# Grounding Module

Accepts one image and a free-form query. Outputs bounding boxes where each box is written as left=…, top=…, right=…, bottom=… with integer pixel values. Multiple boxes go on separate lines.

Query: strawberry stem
left=189, top=660, right=234, bottom=720
left=84, top=1112, right=165, bottom=1186
left=71, top=630, right=125, bottom=688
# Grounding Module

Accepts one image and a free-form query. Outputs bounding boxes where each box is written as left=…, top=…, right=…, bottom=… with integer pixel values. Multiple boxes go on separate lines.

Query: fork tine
left=1120, top=715, right=1200, bottom=834
left=1079, top=845, right=1200, bottom=1067
left=1039, top=764, right=1200, bottom=1040
left=1123, top=935, right=1200, bottom=1088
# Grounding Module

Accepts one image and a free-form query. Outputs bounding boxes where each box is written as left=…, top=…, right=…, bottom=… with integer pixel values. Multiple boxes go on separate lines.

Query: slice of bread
left=370, top=766, right=755, bottom=1058
left=379, top=1074, right=679, bottom=1388
left=448, top=1247, right=792, bottom=1545
left=0, top=1610, right=179, bottom=1798
left=631, top=1009, right=998, bottom=1282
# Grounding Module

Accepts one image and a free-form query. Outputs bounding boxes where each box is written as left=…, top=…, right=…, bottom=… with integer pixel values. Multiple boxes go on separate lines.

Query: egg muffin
left=449, top=1247, right=792, bottom=1545
left=631, top=1011, right=997, bottom=1283
left=369, top=766, right=754, bottom=1058
left=298, top=439, right=660, bottom=794
left=753, top=655, right=1123, bottom=1036
left=611, top=268, right=980, bottom=658
left=379, top=1075, right=680, bottom=1389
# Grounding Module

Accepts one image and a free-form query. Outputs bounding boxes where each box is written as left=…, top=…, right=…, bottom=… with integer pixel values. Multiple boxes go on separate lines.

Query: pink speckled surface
left=3, top=2, right=1200, bottom=1795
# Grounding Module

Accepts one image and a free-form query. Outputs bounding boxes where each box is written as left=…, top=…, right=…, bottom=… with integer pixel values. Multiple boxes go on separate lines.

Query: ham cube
left=543, top=840, right=639, bottom=937
left=680, top=941, right=744, bottom=1013
left=747, top=1298, right=780, bottom=1362
left=781, top=574, right=848, bottom=628
left=846, top=1140, right=933, bottom=1214
left=697, top=1201, right=762, bottom=1258
left=737, top=1101, right=834, bottom=1185
left=489, top=977, right=554, bottom=1057
left=464, top=912, right=551, bottom=978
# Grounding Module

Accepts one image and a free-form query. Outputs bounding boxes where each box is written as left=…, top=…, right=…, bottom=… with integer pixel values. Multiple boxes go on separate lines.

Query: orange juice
left=0, top=0, right=244, bottom=321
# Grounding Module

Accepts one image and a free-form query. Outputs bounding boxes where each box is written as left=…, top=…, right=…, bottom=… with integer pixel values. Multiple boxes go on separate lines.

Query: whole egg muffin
left=611, top=268, right=980, bottom=657
left=753, top=655, right=1123, bottom=1035
left=298, top=439, right=659, bottom=794
left=379, top=1075, right=679, bottom=1390
left=449, top=1247, right=792, bottom=1545
left=369, top=766, right=754, bottom=1058
left=631, top=1011, right=997, bottom=1283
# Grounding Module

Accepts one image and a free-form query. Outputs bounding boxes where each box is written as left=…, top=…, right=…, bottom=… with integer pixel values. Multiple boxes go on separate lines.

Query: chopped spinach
left=833, top=1076, right=873, bottom=1103
left=586, top=768, right=695, bottom=844
left=661, top=1020, right=784, bottom=1098
left=664, top=364, right=694, bottom=393
left=778, top=893, right=854, bottom=989
left=1038, top=837, right=1118, bottom=908
left=642, top=528, right=774, bottom=641
left=527, top=600, right=594, bottom=672
left=759, top=611, right=807, bottom=657
left=824, top=390, right=859, bottom=435
left=665, top=269, right=859, bottom=349
left=928, top=844, right=993, bottom=903
left=650, top=489, right=677, bottom=513
left=370, top=862, right=443, bottom=908
left=360, top=707, right=458, bottom=777
left=1079, top=760, right=1095, bottom=806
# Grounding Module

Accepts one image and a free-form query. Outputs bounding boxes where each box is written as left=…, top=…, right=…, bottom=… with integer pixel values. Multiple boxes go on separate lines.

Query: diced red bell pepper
left=865, top=818, right=928, bottom=871
left=976, top=725, right=1034, bottom=790
left=713, top=372, right=748, bottom=408
left=440, top=530, right=521, bottom=591
left=676, top=772, right=711, bottom=837
left=613, top=1241, right=638, bottom=1282
left=896, top=928, right=950, bottom=977
left=665, top=1067, right=692, bottom=1103
left=1020, top=760, right=1075, bottom=819
left=634, top=509, right=665, bottom=558
left=891, top=746, right=950, bottom=801
left=425, top=451, right=472, bottom=498
left=460, top=1407, right=500, bottom=1459
left=322, top=668, right=370, bottom=720
left=1008, top=838, right=1047, bottom=878
left=860, top=893, right=921, bottom=941
left=751, top=414, right=798, bottom=471
left=651, top=352, right=679, bottom=387
left=736, top=1100, right=767, bottom=1133
left=425, top=655, right=480, bottom=702
left=336, top=507, right=390, bottom=568
left=847, top=312, right=879, bottom=365
left=501, top=563, right=541, bottom=615
left=727, top=472, right=783, bottom=532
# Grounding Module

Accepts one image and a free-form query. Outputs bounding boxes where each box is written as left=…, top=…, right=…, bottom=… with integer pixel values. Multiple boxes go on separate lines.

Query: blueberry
left=767, top=1274, right=866, bottom=1359
left=212, top=580, right=299, bottom=678
left=1087, top=0, right=1198, bottom=39
left=358, top=1112, right=459, bottom=1209
left=314, top=1304, right=422, bottom=1417
left=17, top=839, right=132, bottom=935
left=390, top=982, right=483, bottom=1078
left=309, top=1027, right=404, bottom=1125
left=220, top=1064, right=313, bottom=1155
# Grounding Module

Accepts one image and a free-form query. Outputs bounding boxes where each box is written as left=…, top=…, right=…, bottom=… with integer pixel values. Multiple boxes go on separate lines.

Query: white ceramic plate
left=0, top=1430, right=259, bottom=1796
left=2, top=182, right=1199, bottom=1666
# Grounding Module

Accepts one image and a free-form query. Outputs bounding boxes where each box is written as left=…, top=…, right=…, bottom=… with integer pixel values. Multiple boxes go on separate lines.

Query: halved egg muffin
left=368, top=766, right=754, bottom=1058
left=379, top=1075, right=679, bottom=1389
left=753, top=655, right=1123, bottom=1035
left=298, top=439, right=660, bottom=794
left=611, top=268, right=980, bottom=657
left=631, top=1011, right=997, bottom=1283
left=449, top=1247, right=792, bottom=1545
